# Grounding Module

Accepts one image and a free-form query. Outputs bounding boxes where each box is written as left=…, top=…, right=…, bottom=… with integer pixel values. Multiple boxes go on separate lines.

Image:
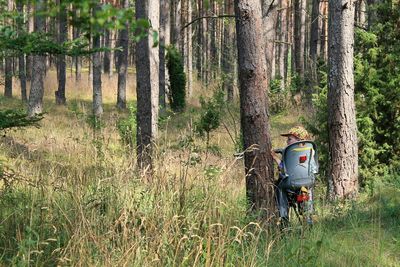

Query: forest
left=0, top=0, right=399, bottom=265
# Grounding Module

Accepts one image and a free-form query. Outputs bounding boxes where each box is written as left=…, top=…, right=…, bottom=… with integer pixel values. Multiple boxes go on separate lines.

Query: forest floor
left=0, top=72, right=399, bottom=266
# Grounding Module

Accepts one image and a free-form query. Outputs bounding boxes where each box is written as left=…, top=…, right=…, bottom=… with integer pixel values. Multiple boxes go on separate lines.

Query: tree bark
left=310, top=0, right=320, bottom=63
left=117, top=0, right=129, bottom=110
left=294, top=0, right=306, bottom=79
left=278, top=0, right=288, bottom=90
left=222, top=0, right=235, bottom=101
left=328, top=0, right=359, bottom=200
left=262, top=0, right=278, bottom=83
left=159, top=0, right=170, bottom=113
left=92, top=4, right=103, bottom=116
left=4, top=58, right=12, bottom=98
left=56, top=0, right=67, bottom=105
left=16, top=0, right=27, bottom=102
left=28, top=0, right=46, bottom=116
left=320, top=1, right=328, bottom=61
left=235, top=0, right=275, bottom=214
left=136, top=0, right=160, bottom=171
left=186, top=0, right=193, bottom=97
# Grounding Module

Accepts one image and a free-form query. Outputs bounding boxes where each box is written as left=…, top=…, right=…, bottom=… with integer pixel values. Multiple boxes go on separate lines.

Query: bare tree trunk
left=73, top=9, right=81, bottom=81
left=171, top=0, right=181, bottom=49
left=235, top=0, right=275, bottom=214
left=278, top=0, right=288, bottom=90
left=320, top=1, right=328, bottom=61
left=4, top=58, right=12, bottom=98
left=28, top=0, right=46, bottom=116
left=222, top=0, right=235, bottom=101
left=186, top=0, right=193, bottom=97
left=262, top=0, right=278, bottom=83
left=328, top=0, right=358, bottom=200
left=310, top=0, right=320, bottom=62
left=294, top=0, right=306, bottom=79
left=92, top=4, right=103, bottom=117
left=196, top=0, right=202, bottom=81
left=117, top=0, right=129, bottom=110
left=56, top=0, right=67, bottom=105
left=136, top=0, right=160, bottom=171
left=16, top=0, right=27, bottom=102
left=4, top=0, right=13, bottom=98
left=103, top=29, right=111, bottom=74
left=159, top=0, right=170, bottom=113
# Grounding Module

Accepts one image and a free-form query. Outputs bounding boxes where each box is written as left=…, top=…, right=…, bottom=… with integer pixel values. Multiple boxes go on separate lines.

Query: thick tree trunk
left=262, top=0, right=278, bottom=83
left=222, top=0, right=235, bottom=101
left=103, top=29, right=111, bottom=74
left=328, top=0, right=359, bottom=200
left=56, top=0, right=67, bottom=105
left=294, top=0, right=306, bottom=79
left=235, top=0, right=275, bottom=214
left=28, top=0, right=46, bottom=116
left=136, top=0, right=160, bottom=171
left=117, top=0, right=129, bottom=110
left=92, top=5, right=103, bottom=117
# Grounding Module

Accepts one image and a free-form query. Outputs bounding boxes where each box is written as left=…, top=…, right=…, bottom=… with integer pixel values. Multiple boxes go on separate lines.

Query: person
left=271, top=126, right=315, bottom=225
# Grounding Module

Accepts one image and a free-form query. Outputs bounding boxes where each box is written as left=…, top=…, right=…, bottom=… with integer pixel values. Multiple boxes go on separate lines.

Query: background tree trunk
left=56, top=0, right=67, bottom=105
left=294, top=0, right=306, bottom=79
left=92, top=4, right=103, bottom=117
left=4, top=58, right=12, bottom=98
left=16, top=0, right=27, bottom=102
left=262, top=0, right=278, bottom=83
left=159, top=0, right=170, bottom=113
left=222, top=0, right=235, bottom=101
left=328, top=0, right=358, bottom=200
left=235, top=0, right=275, bottom=214
left=28, top=0, right=46, bottom=116
left=116, top=0, right=129, bottom=110
left=278, top=0, right=288, bottom=90
left=136, top=0, right=160, bottom=171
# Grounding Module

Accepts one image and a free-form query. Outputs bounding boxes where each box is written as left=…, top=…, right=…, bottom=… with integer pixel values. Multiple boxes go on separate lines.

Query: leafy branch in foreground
left=0, top=109, right=44, bottom=131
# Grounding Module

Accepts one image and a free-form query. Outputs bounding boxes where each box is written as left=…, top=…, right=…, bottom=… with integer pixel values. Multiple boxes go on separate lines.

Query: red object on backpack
left=297, top=194, right=309, bottom=203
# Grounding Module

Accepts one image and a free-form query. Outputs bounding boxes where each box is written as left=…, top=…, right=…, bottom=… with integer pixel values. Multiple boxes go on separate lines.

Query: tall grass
left=1, top=75, right=399, bottom=266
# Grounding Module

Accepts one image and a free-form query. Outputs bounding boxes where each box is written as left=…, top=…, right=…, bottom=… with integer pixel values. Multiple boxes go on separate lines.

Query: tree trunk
left=56, top=0, right=67, bottom=105
left=222, top=0, right=235, bottom=101
left=159, top=0, right=170, bottom=113
left=4, top=58, right=12, bottom=98
left=117, top=0, right=129, bottom=110
left=196, top=0, right=203, bottom=81
left=28, top=0, right=46, bottom=116
left=73, top=9, right=81, bottom=81
left=320, top=1, right=328, bottom=61
left=235, top=0, right=275, bottom=214
left=310, top=0, right=320, bottom=63
left=186, top=0, right=193, bottom=97
left=278, top=0, right=288, bottom=90
left=103, top=29, right=111, bottom=74
left=136, top=0, right=160, bottom=171
left=328, top=0, right=358, bottom=200
left=92, top=5, right=103, bottom=117
left=294, top=0, right=306, bottom=79
left=262, top=0, right=278, bottom=83
left=16, top=0, right=27, bottom=102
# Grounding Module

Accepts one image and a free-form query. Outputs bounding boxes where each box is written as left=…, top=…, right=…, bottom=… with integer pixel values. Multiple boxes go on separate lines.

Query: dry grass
left=1, top=74, right=399, bottom=266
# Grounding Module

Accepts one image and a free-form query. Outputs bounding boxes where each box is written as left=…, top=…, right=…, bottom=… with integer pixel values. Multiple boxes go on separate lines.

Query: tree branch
left=181, top=15, right=236, bottom=31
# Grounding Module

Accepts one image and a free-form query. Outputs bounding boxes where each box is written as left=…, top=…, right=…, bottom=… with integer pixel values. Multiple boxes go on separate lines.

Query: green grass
left=1, top=91, right=399, bottom=266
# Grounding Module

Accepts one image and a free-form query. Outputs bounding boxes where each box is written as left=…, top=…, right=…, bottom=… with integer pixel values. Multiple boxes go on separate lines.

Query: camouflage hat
left=281, top=126, right=310, bottom=140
